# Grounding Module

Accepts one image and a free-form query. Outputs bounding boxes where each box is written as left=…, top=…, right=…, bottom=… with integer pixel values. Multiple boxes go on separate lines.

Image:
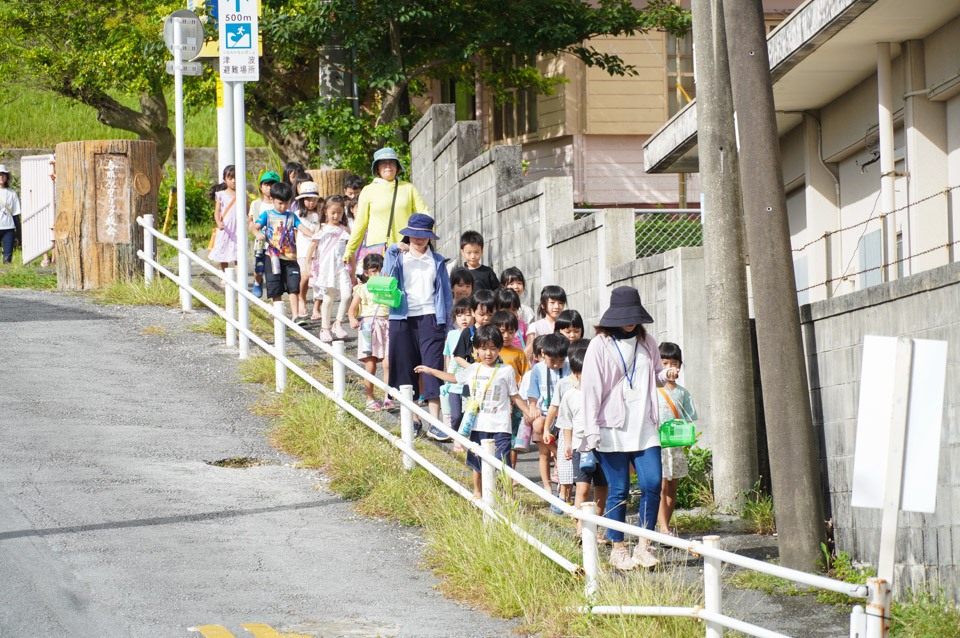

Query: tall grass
left=0, top=87, right=264, bottom=148
left=91, top=277, right=182, bottom=307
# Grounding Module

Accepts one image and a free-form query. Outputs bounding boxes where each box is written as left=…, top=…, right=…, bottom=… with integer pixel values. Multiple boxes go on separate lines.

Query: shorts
left=358, top=316, right=389, bottom=361
left=661, top=446, right=689, bottom=480
left=572, top=450, right=608, bottom=486
left=465, top=430, right=513, bottom=474
left=265, top=257, right=301, bottom=298
left=556, top=436, right=574, bottom=485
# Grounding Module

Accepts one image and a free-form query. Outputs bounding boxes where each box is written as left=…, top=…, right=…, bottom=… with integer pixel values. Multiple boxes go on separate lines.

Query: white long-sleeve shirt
left=0, top=187, right=20, bottom=230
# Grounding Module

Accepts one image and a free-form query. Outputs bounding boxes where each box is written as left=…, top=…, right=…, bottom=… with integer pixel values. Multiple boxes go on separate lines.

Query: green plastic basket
left=366, top=275, right=402, bottom=308
left=659, top=419, right=696, bottom=448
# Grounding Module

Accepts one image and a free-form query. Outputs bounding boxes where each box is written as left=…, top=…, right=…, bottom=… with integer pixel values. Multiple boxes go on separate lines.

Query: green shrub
left=159, top=167, right=217, bottom=227
left=741, top=479, right=776, bottom=534
left=676, top=446, right=714, bottom=509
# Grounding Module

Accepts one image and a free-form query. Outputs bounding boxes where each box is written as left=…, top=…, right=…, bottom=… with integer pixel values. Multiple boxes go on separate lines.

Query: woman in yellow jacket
left=344, top=148, right=430, bottom=267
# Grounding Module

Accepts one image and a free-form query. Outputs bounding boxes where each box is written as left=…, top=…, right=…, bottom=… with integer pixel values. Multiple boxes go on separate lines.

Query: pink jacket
left=580, top=331, right=669, bottom=451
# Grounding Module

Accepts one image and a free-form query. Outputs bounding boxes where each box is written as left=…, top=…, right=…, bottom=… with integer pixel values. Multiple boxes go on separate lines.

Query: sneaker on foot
left=252, top=283, right=262, bottom=298
left=632, top=542, right=659, bottom=569
left=609, top=547, right=636, bottom=571
left=550, top=504, right=565, bottom=515
left=426, top=424, right=451, bottom=442
left=332, top=323, right=349, bottom=339
left=294, top=316, right=309, bottom=326
left=319, top=329, right=333, bottom=343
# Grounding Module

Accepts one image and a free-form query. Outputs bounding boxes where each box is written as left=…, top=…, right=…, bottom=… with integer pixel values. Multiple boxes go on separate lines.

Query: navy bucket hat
left=399, top=213, right=439, bottom=240
left=597, top=286, right=654, bottom=327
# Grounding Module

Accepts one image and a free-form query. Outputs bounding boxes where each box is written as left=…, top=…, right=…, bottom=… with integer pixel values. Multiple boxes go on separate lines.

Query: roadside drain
left=205, top=457, right=279, bottom=468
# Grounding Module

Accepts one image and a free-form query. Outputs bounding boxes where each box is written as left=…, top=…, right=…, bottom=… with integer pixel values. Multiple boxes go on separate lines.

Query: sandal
left=382, top=398, right=395, bottom=411
left=365, top=400, right=382, bottom=413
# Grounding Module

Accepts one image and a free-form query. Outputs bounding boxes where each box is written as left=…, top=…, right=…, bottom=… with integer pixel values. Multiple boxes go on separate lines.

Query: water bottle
left=459, top=398, right=480, bottom=436
left=579, top=450, right=598, bottom=473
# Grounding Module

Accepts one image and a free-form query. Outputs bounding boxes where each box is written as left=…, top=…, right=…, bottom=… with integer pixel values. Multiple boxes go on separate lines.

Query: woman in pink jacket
left=581, top=286, right=678, bottom=571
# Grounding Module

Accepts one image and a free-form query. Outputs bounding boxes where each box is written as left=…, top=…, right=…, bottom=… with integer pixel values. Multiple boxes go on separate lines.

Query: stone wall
left=801, top=260, right=960, bottom=598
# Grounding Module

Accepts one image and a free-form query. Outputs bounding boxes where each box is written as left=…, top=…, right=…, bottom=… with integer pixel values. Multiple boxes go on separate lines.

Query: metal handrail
left=136, top=216, right=882, bottom=638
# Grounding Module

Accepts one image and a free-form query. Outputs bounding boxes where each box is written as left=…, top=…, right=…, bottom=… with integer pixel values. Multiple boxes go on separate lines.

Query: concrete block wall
left=801, top=259, right=960, bottom=599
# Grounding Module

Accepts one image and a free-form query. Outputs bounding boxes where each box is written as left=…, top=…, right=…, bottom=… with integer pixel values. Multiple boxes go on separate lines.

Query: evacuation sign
left=218, top=0, right=259, bottom=82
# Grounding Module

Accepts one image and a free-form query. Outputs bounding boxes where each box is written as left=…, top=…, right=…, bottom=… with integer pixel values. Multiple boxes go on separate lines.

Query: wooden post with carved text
left=54, top=140, right=160, bottom=290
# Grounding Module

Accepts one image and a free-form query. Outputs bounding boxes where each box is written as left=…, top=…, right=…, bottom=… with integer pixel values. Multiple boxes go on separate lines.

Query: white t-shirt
left=598, top=336, right=659, bottom=453
left=402, top=248, right=436, bottom=317
left=519, top=304, right=536, bottom=327
left=0, top=188, right=20, bottom=230
left=455, top=362, right=518, bottom=434
left=555, top=379, right=585, bottom=448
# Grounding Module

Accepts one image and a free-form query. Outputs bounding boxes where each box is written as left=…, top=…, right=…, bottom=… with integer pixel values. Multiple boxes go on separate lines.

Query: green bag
left=659, top=419, right=696, bottom=448
left=367, top=275, right=402, bottom=308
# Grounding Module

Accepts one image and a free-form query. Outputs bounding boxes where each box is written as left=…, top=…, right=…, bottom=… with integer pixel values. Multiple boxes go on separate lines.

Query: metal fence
left=573, top=209, right=704, bottom=259
left=136, top=214, right=892, bottom=638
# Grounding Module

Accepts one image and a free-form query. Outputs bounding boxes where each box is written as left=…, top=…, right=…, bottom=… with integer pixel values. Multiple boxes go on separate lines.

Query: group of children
left=208, top=166, right=698, bottom=537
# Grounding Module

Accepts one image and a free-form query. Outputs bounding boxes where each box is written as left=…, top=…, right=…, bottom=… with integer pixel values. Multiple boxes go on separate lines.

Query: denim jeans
left=597, top=447, right=662, bottom=542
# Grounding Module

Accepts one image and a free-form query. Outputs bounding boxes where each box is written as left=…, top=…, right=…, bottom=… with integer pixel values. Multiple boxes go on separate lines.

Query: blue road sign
left=224, top=23, right=251, bottom=49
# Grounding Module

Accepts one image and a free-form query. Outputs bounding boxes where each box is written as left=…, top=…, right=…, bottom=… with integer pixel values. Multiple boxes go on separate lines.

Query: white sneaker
left=632, top=540, right=659, bottom=569
left=609, top=547, right=636, bottom=571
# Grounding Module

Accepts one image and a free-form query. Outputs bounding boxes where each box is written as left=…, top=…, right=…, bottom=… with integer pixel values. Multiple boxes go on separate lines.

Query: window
left=440, top=80, right=476, bottom=122
left=667, top=33, right=695, bottom=117
left=492, top=55, right=538, bottom=141
left=858, top=229, right=883, bottom=289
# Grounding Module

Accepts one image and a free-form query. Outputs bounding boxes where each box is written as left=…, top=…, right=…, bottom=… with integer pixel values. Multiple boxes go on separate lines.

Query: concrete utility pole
left=691, top=0, right=759, bottom=511
left=721, top=0, right=826, bottom=571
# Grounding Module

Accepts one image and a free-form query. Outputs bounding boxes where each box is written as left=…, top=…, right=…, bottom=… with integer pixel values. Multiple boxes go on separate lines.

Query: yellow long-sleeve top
left=345, top=179, right=430, bottom=260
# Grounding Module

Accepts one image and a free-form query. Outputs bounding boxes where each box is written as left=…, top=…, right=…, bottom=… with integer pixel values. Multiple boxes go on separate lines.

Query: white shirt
left=0, top=188, right=20, bottom=230
left=455, top=362, right=519, bottom=434
left=402, top=247, right=436, bottom=316
left=598, top=336, right=659, bottom=453
left=555, top=378, right=585, bottom=448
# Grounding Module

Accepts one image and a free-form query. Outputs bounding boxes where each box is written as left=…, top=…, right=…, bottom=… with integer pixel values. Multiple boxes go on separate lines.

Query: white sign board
left=218, top=0, right=259, bottom=82
left=851, top=335, right=948, bottom=513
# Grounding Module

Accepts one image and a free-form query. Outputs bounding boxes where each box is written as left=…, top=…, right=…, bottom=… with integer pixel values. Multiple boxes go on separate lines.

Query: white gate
left=20, top=154, right=56, bottom=265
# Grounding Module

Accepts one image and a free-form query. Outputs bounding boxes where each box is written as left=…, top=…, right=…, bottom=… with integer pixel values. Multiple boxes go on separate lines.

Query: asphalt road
left=0, top=289, right=514, bottom=638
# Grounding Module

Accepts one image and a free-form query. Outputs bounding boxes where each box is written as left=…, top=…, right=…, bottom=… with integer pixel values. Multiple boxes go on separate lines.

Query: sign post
left=219, top=0, right=259, bottom=359
left=163, top=10, right=203, bottom=312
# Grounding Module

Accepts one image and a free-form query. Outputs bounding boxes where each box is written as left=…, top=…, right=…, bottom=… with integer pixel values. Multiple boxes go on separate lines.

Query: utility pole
left=691, top=0, right=759, bottom=511
left=721, top=0, right=826, bottom=571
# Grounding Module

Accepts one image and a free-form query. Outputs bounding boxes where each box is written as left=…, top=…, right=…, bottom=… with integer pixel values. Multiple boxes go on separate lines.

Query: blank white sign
left=851, top=336, right=948, bottom=513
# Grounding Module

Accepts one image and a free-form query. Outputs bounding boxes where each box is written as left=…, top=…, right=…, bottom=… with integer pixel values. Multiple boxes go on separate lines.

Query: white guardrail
left=136, top=214, right=892, bottom=638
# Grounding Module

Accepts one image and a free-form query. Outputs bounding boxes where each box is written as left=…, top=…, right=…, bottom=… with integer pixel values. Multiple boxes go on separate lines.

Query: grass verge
left=91, top=277, right=182, bottom=307
left=243, top=355, right=704, bottom=637
left=0, top=248, right=56, bottom=290
left=671, top=510, right=721, bottom=535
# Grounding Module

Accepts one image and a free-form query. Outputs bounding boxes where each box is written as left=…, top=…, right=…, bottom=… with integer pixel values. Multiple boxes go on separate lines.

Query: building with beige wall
left=644, top=0, right=960, bottom=303
left=416, top=1, right=798, bottom=208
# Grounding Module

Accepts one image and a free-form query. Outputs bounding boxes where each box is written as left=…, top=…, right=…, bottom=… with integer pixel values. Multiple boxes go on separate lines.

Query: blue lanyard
left=615, top=339, right=640, bottom=389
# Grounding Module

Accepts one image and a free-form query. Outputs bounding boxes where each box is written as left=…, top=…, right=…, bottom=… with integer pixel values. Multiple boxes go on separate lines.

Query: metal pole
left=481, top=438, right=497, bottom=513
left=333, top=340, right=346, bottom=398
left=850, top=605, right=866, bottom=638
left=174, top=19, right=191, bottom=312
left=400, top=385, right=415, bottom=470
left=225, top=266, right=236, bottom=347
left=143, top=214, right=155, bottom=285
left=722, top=0, right=827, bottom=571
left=691, top=0, right=759, bottom=510
left=703, top=535, right=722, bottom=638
left=274, top=300, right=286, bottom=392
left=233, top=81, right=249, bottom=359
left=181, top=238, right=192, bottom=302
left=580, top=502, right=599, bottom=600
left=865, top=578, right=891, bottom=638
left=877, top=43, right=895, bottom=282
left=217, top=75, right=235, bottom=178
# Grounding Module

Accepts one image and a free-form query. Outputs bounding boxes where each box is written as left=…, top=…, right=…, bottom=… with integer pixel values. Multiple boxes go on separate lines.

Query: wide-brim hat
left=0, top=164, right=10, bottom=175
left=399, top=213, right=439, bottom=240
left=295, top=181, right=321, bottom=200
left=371, top=148, right=405, bottom=176
left=597, top=286, right=654, bottom=327
left=259, top=171, right=281, bottom=185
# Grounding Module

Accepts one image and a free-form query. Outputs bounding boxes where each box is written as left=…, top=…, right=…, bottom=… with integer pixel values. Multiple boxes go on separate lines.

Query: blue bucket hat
left=371, top=147, right=405, bottom=176
left=399, top=213, right=439, bottom=240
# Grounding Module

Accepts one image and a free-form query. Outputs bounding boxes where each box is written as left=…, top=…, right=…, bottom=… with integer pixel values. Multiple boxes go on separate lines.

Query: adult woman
left=0, top=164, right=21, bottom=264
left=382, top=214, right=453, bottom=440
left=344, top=148, right=429, bottom=267
left=581, top=286, right=678, bottom=571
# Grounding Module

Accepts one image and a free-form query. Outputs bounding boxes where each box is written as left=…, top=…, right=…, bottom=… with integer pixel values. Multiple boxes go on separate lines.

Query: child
left=248, top=171, right=281, bottom=298
left=491, top=310, right=531, bottom=468
left=526, top=333, right=571, bottom=494
left=348, top=253, right=391, bottom=412
left=252, top=181, right=302, bottom=318
left=452, top=289, right=496, bottom=369
left=495, top=287, right=528, bottom=350
left=294, top=181, right=323, bottom=321
left=309, top=195, right=353, bottom=341
left=500, top=267, right=535, bottom=327
left=449, top=266, right=475, bottom=302
left=459, top=230, right=499, bottom=290
left=657, top=341, right=699, bottom=535
left=416, top=325, right=536, bottom=498
left=556, top=339, right=608, bottom=540
left=442, top=297, right=475, bottom=448
left=525, top=285, right=567, bottom=360
left=383, top=214, right=453, bottom=441
left=343, top=173, right=364, bottom=225
left=208, top=165, right=239, bottom=282
left=554, top=309, right=584, bottom=342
